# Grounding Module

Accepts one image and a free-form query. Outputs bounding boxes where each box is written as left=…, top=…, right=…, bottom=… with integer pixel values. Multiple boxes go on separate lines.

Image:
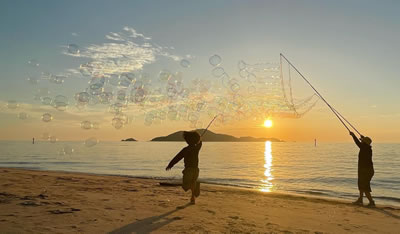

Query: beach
left=0, top=168, right=399, bottom=233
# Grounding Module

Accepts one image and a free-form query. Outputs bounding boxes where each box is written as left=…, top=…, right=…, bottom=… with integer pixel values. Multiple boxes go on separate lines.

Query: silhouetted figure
left=314, top=138, right=316, bottom=147
left=32, top=137, right=35, bottom=144
left=166, top=131, right=202, bottom=204
left=350, top=131, right=375, bottom=207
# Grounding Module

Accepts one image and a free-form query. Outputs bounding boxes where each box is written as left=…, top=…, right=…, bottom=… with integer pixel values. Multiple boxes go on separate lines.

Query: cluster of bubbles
left=4, top=37, right=320, bottom=155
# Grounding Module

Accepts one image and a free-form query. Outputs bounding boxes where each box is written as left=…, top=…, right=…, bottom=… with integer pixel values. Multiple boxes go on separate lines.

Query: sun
left=263, top=119, right=273, bottom=128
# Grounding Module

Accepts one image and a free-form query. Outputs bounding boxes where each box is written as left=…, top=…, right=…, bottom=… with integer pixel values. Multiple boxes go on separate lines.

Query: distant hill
left=151, top=129, right=283, bottom=142
left=121, top=138, right=137, bottom=142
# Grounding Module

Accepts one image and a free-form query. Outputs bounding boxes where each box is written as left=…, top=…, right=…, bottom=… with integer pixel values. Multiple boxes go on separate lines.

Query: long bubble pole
left=200, top=115, right=219, bottom=138
left=280, top=53, right=362, bottom=136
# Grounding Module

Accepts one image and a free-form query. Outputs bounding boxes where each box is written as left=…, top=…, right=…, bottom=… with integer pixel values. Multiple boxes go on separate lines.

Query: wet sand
left=0, top=168, right=399, bottom=233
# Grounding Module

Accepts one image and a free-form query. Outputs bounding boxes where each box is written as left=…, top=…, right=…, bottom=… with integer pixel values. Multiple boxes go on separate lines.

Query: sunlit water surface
left=0, top=141, right=399, bottom=206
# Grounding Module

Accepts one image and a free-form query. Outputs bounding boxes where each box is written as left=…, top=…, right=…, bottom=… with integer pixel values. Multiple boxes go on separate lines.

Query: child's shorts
left=182, top=167, right=199, bottom=191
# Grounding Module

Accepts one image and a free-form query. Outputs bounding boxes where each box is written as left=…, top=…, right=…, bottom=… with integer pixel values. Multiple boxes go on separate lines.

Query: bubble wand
left=200, top=115, right=219, bottom=138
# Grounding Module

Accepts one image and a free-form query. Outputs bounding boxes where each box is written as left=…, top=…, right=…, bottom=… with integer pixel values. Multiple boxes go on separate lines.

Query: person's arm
left=195, top=141, right=202, bottom=150
left=165, top=148, right=185, bottom=171
left=350, top=132, right=362, bottom=148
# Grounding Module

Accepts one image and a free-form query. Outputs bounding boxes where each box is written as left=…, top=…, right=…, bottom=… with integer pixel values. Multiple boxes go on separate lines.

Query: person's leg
left=365, top=192, right=375, bottom=206
left=190, top=183, right=196, bottom=204
left=353, top=190, right=363, bottom=204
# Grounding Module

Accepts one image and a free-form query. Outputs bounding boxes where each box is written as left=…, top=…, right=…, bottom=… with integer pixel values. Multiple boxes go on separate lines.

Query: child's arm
left=349, top=132, right=362, bottom=148
left=165, top=149, right=186, bottom=171
left=195, top=141, right=202, bottom=151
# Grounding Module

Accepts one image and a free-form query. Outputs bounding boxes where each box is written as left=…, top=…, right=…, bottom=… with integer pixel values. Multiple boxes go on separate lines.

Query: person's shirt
left=167, top=142, right=202, bottom=169
left=351, top=135, right=374, bottom=171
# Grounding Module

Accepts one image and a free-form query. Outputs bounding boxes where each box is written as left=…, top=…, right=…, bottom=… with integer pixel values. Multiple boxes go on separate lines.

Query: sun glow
left=263, top=119, right=273, bottom=128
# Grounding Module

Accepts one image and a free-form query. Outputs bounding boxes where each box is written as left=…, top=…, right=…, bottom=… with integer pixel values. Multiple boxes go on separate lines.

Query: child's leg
left=364, top=191, right=374, bottom=203
left=190, top=183, right=196, bottom=204
left=359, top=190, right=364, bottom=201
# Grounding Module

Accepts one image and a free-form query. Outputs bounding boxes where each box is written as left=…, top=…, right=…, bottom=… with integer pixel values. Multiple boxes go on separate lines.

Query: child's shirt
left=167, top=142, right=202, bottom=169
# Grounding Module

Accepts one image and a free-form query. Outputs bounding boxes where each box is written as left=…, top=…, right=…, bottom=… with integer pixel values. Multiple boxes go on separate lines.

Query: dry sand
left=0, top=168, right=399, bottom=233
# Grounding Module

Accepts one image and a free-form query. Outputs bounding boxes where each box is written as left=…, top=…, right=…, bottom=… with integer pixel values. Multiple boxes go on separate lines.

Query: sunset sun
left=263, top=119, right=273, bottom=128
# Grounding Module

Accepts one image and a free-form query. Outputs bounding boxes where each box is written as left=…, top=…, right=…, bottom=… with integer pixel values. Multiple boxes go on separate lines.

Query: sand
left=0, top=168, right=399, bottom=233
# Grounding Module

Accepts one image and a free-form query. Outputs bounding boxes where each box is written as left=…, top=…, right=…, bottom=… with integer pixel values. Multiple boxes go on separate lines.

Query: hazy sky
left=0, top=0, right=399, bottom=142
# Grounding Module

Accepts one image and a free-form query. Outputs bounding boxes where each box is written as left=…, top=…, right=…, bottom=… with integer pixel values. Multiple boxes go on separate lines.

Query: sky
left=0, top=0, right=399, bottom=142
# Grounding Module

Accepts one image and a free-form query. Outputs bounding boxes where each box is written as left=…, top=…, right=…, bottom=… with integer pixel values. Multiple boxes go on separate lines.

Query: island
left=151, top=129, right=283, bottom=142
left=121, top=138, right=137, bottom=142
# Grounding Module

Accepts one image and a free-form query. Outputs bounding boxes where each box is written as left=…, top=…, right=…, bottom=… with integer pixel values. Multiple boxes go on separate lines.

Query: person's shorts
left=182, top=167, right=199, bottom=191
left=358, top=169, right=374, bottom=192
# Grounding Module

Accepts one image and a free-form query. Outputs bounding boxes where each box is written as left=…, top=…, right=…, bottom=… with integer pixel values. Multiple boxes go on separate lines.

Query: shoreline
left=1, top=167, right=399, bottom=233
left=2, top=166, right=399, bottom=207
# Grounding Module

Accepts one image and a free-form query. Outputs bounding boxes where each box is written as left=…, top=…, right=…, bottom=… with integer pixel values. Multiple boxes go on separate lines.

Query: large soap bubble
left=28, top=59, right=39, bottom=67
left=180, top=59, right=191, bottom=68
left=61, top=145, right=74, bottom=155
left=212, top=67, right=225, bottom=78
left=84, top=137, right=98, bottom=147
left=41, top=97, right=53, bottom=106
left=81, top=120, right=92, bottom=130
left=53, top=95, right=68, bottom=111
left=67, top=44, right=80, bottom=54
left=6, top=100, right=18, bottom=109
left=18, top=112, right=28, bottom=120
left=27, top=77, right=39, bottom=85
left=41, top=113, right=53, bottom=122
left=209, top=54, right=222, bottom=66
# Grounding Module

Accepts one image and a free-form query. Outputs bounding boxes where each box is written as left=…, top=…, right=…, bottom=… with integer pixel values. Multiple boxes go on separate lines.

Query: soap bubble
left=49, top=135, right=58, bottom=143
left=75, top=92, right=90, bottom=105
left=248, top=86, right=256, bottom=94
left=238, top=60, right=246, bottom=70
left=212, top=67, right=225, bottom=78
left=99, top=91, right=113, bottom=104
left=18, top=112, right=28, bottom=120
left=112, top=117, right=124, bottom=129
left=92, top=122, right=100, bottom=129
left=41, top=97, right=52, bottom=105
left=6, top=100, right=18, bottom=109
left=84, top=137, right=98, bottom=147
left=167, top=110, right=178, bottom=120
left=81, top=120, right=92, bottom=130
left=159, top=69, right=171, bottom=81
left=180, top=59, right=191, bottom=68
left=42, top=132, right=50, bottom=140
left=50, top=75, right=66, bottom=84
left=61, top=145, right=74, bottom=155
left=28, top=59, right=39, bottom=67
left=53, top=95, right=68, bottom=111
left=209, top=54, right=222, bottom=66
left=67, top=44, right=80, bottom=54
left=41, top=113, right=53, bottom=122
left=27, top=77, right=39, bottom=85
left=230, top=82, right=240, bottom=93
left=119, top=73, right=135, bottom=88
left=37, top=88, right=50, bottom=97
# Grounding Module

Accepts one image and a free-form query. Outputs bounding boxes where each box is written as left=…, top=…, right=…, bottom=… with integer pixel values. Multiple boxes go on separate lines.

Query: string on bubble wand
left=280, top=53, right=362, bottom=136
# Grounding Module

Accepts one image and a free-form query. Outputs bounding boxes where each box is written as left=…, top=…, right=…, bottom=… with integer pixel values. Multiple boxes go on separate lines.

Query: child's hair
left=183, top=131, right=200, bottom=146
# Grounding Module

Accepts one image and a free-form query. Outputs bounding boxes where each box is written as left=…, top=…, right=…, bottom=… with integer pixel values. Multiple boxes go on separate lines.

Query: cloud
left=64, top=27, right=181, bottom=77
left=71, top=32, right=79, bottom=37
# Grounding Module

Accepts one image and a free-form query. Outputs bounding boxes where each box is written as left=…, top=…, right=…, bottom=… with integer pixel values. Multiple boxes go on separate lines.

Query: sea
left=0, top=141, right=399, bottom=206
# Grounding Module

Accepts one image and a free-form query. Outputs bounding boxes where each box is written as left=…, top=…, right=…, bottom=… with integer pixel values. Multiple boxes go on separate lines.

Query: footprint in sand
left=206, top=210, right=216, bottom=215
left=229, top=216, right=239, bottom=220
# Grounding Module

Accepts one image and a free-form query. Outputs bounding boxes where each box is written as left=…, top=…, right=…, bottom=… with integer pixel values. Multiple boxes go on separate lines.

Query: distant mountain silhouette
left=151, top=129, right=283, bottom=142
left=121, top=138, right=137, bottom=142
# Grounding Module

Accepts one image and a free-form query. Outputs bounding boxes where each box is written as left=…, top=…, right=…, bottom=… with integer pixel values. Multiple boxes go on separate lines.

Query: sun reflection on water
left=260, top=141, right=274, bottom=192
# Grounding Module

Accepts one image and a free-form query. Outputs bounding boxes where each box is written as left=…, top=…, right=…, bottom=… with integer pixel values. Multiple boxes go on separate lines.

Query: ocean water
left=0, top=141, right=399, bottom=206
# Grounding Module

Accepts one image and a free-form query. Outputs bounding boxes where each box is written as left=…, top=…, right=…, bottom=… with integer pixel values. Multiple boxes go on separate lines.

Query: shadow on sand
left=109, top=203, right=192, bottom=234
left=371, top=207, right=400, bottom=220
